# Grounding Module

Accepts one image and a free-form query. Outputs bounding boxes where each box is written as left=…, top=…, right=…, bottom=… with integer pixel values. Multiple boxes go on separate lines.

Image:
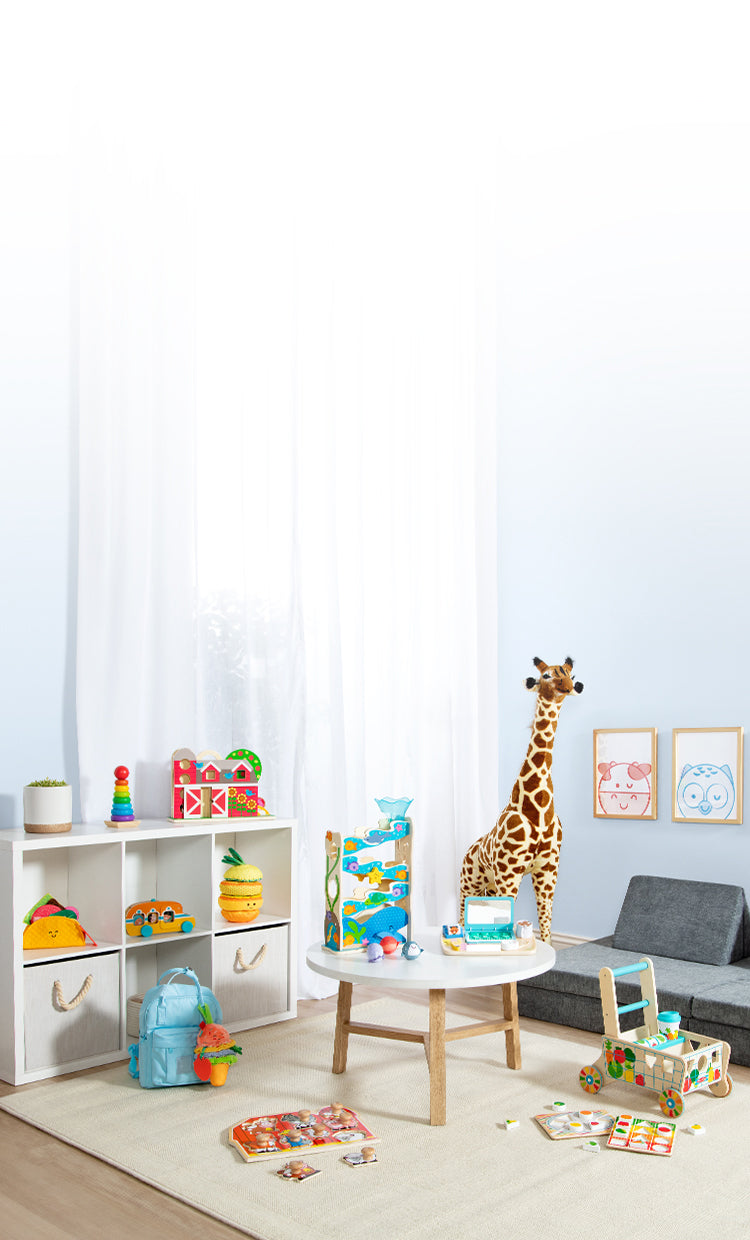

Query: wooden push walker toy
left=579, top=957, right=732, bottom=1119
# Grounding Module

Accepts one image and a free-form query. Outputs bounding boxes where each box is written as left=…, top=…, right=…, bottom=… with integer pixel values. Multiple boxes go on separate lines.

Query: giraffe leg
left=459, top=838, right=491, bottom=922
left=531, top=860, right=559, bottom=944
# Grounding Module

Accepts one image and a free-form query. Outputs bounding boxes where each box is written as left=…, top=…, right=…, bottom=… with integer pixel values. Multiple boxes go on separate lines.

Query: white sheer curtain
left=75, top=3, right=500, bottom=996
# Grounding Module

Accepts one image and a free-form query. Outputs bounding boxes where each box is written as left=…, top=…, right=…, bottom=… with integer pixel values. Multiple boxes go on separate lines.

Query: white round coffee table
left=306, top=930, right=555, bottom=1125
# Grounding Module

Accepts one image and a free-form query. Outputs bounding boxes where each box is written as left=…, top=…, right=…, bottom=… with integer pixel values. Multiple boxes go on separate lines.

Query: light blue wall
left=496, top=124, right=750, bottom=936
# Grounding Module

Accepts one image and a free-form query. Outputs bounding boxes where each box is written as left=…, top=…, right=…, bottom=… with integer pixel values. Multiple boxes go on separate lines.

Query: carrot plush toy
left=194, top=1003, right=242, bottom=1086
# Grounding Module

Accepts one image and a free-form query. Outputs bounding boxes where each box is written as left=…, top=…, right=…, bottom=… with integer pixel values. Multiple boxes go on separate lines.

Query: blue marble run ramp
left=324, top=805, right=412, bottom=952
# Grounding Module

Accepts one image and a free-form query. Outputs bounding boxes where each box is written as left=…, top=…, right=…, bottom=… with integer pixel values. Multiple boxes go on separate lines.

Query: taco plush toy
left=22, top=894, right=96, bottom=949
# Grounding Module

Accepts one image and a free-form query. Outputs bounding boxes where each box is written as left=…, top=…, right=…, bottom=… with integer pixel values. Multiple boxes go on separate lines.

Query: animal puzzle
left=606, top=1113, right=676, bottom=1156
left=229, top=1104, right=380, bottom=1163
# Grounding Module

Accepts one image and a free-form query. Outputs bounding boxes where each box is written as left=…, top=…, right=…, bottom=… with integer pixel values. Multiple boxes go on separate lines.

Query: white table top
left=306, top=930, right=555, bottom=990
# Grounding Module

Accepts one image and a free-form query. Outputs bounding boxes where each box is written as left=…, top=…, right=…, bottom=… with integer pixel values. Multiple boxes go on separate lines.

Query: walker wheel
left=709, top=1073, right=732, bottom=1098
left=579, top=1065, right=603, bottom=1094
left=659, top=1088, right=683, bottom=1118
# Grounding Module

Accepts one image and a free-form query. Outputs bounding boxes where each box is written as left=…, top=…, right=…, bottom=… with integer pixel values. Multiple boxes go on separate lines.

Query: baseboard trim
left=550, top=932, right=592, bottom=948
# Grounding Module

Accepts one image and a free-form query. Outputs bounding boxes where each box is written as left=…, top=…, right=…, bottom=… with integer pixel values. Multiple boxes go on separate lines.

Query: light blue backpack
left=128, top=966, right=223, bottom=1088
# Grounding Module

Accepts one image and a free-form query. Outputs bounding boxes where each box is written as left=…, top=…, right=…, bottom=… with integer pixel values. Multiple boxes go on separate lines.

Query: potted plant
left=23, top=778, right=73, bottom=834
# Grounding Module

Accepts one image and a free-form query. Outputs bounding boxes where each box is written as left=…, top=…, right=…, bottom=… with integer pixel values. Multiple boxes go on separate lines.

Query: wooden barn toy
left=171, top=747, right=269, bottom=820
left=579, top=957, right=732, bottom=1118
left=324, top=798, right=412, bottom=953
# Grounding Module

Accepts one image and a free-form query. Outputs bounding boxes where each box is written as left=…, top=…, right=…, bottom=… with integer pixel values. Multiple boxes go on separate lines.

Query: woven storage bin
left=126, top=994, right=145, bottom=1039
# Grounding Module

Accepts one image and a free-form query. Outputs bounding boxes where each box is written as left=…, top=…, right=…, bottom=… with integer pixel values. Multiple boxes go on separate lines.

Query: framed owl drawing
left=672, top=727, right=744, bottom=824
left=593, top=728, right=658, bottom=819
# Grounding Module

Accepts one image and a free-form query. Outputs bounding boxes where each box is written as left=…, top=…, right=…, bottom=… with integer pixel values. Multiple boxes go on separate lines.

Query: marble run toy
left=324, top=799, right=412, bottom=952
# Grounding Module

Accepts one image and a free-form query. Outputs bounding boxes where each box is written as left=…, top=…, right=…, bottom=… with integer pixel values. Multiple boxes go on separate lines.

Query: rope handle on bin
left=53, top=974, right=93, bottom=1011
left=235, top=943, right=267, bottom=972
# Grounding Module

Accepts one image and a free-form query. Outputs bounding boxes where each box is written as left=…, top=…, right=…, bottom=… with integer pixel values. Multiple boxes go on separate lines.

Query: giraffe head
left=525, top=657, right=584, bottom=703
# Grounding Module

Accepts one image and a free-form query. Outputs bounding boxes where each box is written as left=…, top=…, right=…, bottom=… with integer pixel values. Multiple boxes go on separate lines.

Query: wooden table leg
left=428, top=988, right=447, bottom=1125
left=503, top=980, right=521, bottom=1070
left=333, top=981, right=353, bottom=1074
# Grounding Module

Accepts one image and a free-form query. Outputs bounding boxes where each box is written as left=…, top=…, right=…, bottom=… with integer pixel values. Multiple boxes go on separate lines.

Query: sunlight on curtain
left=75, top=3, right=500, bottom=995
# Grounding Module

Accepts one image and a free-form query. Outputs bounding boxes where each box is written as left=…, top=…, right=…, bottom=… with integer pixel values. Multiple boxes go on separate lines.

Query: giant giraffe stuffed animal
left=459, top=657, right=583, bottom=943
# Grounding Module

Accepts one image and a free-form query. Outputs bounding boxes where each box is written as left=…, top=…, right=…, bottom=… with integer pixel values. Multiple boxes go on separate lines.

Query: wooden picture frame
left=672, top=727, right=744, bottom=824
left=593, top=728, right=657, bottom=820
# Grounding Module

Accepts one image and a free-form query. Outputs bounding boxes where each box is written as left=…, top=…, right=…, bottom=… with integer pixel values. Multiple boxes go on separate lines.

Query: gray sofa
left=517, top=874, right=750, bottom=1067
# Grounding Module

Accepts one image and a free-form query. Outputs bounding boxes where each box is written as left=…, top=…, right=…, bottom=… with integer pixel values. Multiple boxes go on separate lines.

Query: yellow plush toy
left=23, top=915, right=96, bottom=949
left=218, top=849, right=263, bottom=923
left=22, top=894, right=97, bottom=949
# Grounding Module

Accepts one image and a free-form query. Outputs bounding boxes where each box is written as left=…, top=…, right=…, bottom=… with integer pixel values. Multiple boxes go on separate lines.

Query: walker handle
left=610, top=960, right=650, bottom=978
left=617, top=999, right=649, bottom=1015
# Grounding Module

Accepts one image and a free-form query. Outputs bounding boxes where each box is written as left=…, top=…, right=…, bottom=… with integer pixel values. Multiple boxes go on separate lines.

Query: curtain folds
left=75, top=7, right=500, bottom=997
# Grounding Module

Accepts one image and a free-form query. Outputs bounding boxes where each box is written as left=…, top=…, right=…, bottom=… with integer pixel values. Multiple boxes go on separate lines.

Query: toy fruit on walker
left=579, top=957, right=732, bottom=1119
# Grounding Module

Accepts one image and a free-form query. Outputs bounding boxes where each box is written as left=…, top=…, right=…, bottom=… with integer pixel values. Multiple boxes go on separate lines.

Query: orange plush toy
left=194, top=1004, right=242, bottom=1086
left=218, top=849, right=263, bottom=923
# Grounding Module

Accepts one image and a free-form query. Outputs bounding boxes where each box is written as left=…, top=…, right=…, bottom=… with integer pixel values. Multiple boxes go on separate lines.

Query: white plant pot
left=23, top=785, right=73, bottom=834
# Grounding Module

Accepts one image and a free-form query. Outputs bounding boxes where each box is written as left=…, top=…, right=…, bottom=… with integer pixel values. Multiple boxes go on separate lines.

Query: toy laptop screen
left=464, top=896, right=515, bottom=937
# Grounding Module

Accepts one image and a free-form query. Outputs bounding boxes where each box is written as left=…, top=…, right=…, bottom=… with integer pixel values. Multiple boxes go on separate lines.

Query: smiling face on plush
left=597, top=761, right=652, bottom=816
left=676, top=763, right=735, bottom=819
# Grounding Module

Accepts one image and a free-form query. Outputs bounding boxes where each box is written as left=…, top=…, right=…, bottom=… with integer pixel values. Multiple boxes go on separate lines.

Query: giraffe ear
left=533, top=657, right=547, bottom=671
left=525, top=677, right=538, bottom=689
left=564, top=656, right=574, bottom=670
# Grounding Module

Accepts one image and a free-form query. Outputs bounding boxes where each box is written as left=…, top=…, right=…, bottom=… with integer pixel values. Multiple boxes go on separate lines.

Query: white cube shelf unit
left=0, top=817, right=297, bottom=1085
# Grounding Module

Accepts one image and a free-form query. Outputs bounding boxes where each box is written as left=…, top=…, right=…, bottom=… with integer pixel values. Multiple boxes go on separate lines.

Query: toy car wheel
left=140, top=924, right=153, bottom=937
left=579, top=1065, right=603, bottom=1094
left=659, top=1088, right=683, bottom=1118
left=709, top=1073, right=732, bottom=1098
left=181, top=920, right=194, bottom=934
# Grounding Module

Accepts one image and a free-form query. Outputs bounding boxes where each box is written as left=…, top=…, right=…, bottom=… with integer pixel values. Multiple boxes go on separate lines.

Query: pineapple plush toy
left=219, top=848, right=263, bottom=923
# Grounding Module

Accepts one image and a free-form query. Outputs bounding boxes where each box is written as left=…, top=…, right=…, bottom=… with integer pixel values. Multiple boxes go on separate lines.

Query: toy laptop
left=442, top=896, right=519, bottom=954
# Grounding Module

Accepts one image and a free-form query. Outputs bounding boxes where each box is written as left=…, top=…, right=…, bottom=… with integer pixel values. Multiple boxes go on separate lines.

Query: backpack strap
left=157, top=967, right=205, bottom=1006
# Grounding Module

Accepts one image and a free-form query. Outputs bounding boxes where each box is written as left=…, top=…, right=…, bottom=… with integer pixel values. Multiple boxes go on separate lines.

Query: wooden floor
left=1, top=988, right=744, bottom=1239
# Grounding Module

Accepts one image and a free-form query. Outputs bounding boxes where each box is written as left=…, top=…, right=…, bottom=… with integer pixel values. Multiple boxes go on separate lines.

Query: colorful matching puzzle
left=534, top=1108, right=615, bottom=1140
left=229, top=1105, right=380, bottom=1163
left=606, top=1113, right=676, bottom=1156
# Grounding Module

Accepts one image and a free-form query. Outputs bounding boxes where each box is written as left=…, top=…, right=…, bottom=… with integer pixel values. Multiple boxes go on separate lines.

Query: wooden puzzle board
left=606, top=1113, right=676, bottom=1156
left=534, top=1109, right=615, bottom=1140
left=229, top=1106, right=380, bottom=1163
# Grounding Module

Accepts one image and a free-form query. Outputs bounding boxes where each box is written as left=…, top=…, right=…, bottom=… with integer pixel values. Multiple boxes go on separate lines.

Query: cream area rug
left=2, top=998, right=748, bottom=1240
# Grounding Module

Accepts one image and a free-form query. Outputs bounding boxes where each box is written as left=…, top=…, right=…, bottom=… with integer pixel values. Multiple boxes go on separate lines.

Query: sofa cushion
left=611, top=875, right=747, bottom=965
left=690, top=965, right=750, bottom=1029
left=519, top=939, right=744, bottom=1027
